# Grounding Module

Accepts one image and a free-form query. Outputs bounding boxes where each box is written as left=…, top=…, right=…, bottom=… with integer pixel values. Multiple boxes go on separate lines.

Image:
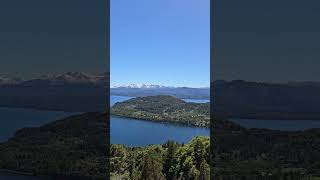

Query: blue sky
left=214, top=0, right=320, bottom=83
left=111, top=0, right=210, bottom=87
left=0, top=0, right=107, bottom=78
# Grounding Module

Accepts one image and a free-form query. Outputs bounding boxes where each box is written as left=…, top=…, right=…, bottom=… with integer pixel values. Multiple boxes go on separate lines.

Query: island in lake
left=111, top=95, right=210, bottom=127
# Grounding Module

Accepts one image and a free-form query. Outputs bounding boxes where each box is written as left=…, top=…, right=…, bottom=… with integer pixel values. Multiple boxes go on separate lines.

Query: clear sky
left=111, top=0, right=210, bottom=88
left=0, top=0, right=107, bottom=79
left=213, top=0, right=320, bottom=83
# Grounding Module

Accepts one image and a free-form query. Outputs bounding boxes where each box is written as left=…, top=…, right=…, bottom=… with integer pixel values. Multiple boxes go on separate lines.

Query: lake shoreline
left=110, top=93, right=210, bottom=101
left=0, top=169, right=34, bottom=176
left=111, top=115, right=209, bottom=146
left=111, top=95, right=210, bottom=127
left=0, top=169, right=58, bottom=179
left=111, top=115, right=210, bottom=129
left=229, top=118, right=320, bottom=131
left=0, top=168, right=99, bottom=180
left=0, top=105, right=78, bottom=113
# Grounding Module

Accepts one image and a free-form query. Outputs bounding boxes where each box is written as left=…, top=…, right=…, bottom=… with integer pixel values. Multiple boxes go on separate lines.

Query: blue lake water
left=0, top=109, right=76, bottom=179
left=182, top=99, right=210, bottom=103
left=111, top=116, right=209, bottom=146
left=0, top=96, right=209, bottom=178
left=110, top=95, right=133, bottom=106
left=0, top=107, right=75, bottom=142
left=110, top=95, right=210, bottom=146
left=0, top=172, right=53, bottom=180
left=0, top=95, right=209, bottom=146
left=1, top=96, right=320, bottom=178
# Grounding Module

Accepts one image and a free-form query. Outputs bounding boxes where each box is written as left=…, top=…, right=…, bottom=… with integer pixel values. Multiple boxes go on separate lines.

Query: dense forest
left=0, top=112, right=109, bottom=179
left=211, top=117, right=320, bottom=180
left=110, top=136, right=210, bottom=180
left=111, top=95, right=210, bottom=127
left=0, top=111, right=210, bottom=180
left=211, top=80, right=320, bottom=179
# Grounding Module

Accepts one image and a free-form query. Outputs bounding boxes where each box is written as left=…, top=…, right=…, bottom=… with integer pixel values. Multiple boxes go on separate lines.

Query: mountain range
left=0, top=72, right=106, bottom=86
left=111, top=85, right=210, bottom=99
left=0, top=75, right=22, bottom=85
left=0, top=72, right=210, bottom=111
left=1, top=72, right=320, bottom=120
left=112, top=83, right=174, bottom=89
left=0, top=72, right=108, bottom=112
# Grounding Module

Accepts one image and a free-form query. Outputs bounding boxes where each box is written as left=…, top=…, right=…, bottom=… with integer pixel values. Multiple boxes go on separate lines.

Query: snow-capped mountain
left=111, top=83, right=210, bottom=99
left=51, top=72, right=104, bottom=85
left=16, top=72, right=106, bottom=86
left=0, top=75, right=22, bottom=85
left=112, top=83, right=173, bottom=89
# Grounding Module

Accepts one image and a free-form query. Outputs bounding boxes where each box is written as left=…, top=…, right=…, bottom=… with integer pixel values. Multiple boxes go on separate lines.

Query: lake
left=0, top=109, right=76, bottom=180
left=229, top=118, right=320, bottom=131
left=0, top=96, right=209, bottom=179
left=0, top=172, right=53, bottom=180
left=0, top=95, right=209, bottom=146
left=110, top=95, right=210, bottom=146
left=0, top=107, right=75, bottom=142
left=110, top=95, right=133, bottom=106
left=183, top=98, right=210, bottom=103
left=1, top=96, right=320, bottom=179
left=110, top=95, right=210, bottom=106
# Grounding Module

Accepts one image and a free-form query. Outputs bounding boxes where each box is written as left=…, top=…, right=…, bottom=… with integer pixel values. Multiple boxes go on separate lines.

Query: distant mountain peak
left=112, top=83, right=174, bottom=89
left=111, top=83, right=210, bottom=89
left=0, top=75, right=22, bottom=85
left=54, top=72, right=93, bottom=83
left=12, top=72, right=106, bottom=86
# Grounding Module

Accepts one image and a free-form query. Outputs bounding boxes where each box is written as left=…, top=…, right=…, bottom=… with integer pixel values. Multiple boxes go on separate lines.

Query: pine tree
left=163, top=140, right=177, bottom=179
left=199, top=161, right=210, bottom=180
left=140, top=150, right=165, bottom=180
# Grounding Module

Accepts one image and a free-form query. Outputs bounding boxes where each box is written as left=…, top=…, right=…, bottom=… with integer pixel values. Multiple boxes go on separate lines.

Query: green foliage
left=111, top=95, right=210, bottom=127
left=0, top=112, right=108, bottom=180
left=211, top=117, right=320, bottom=180
left=110, top=136, right=210, bottom=180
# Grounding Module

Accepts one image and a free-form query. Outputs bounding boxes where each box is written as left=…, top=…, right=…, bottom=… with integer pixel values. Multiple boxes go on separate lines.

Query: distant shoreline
left=0, top=169, right=78, bottom=180
left=0, top=169, right=37, bottom=178
left=110, top=93, right=210, bottom=100
left=222, top=113, right=320, bottom=121
left=0, top=105, right=78, bottom=113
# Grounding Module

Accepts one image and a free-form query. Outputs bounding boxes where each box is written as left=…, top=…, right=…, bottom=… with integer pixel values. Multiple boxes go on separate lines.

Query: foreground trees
left=110, top=136, right=210, bottom=180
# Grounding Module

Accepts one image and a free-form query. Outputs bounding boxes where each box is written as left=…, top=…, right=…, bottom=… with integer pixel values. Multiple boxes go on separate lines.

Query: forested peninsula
left=111, top=95, right=210, bottom=127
